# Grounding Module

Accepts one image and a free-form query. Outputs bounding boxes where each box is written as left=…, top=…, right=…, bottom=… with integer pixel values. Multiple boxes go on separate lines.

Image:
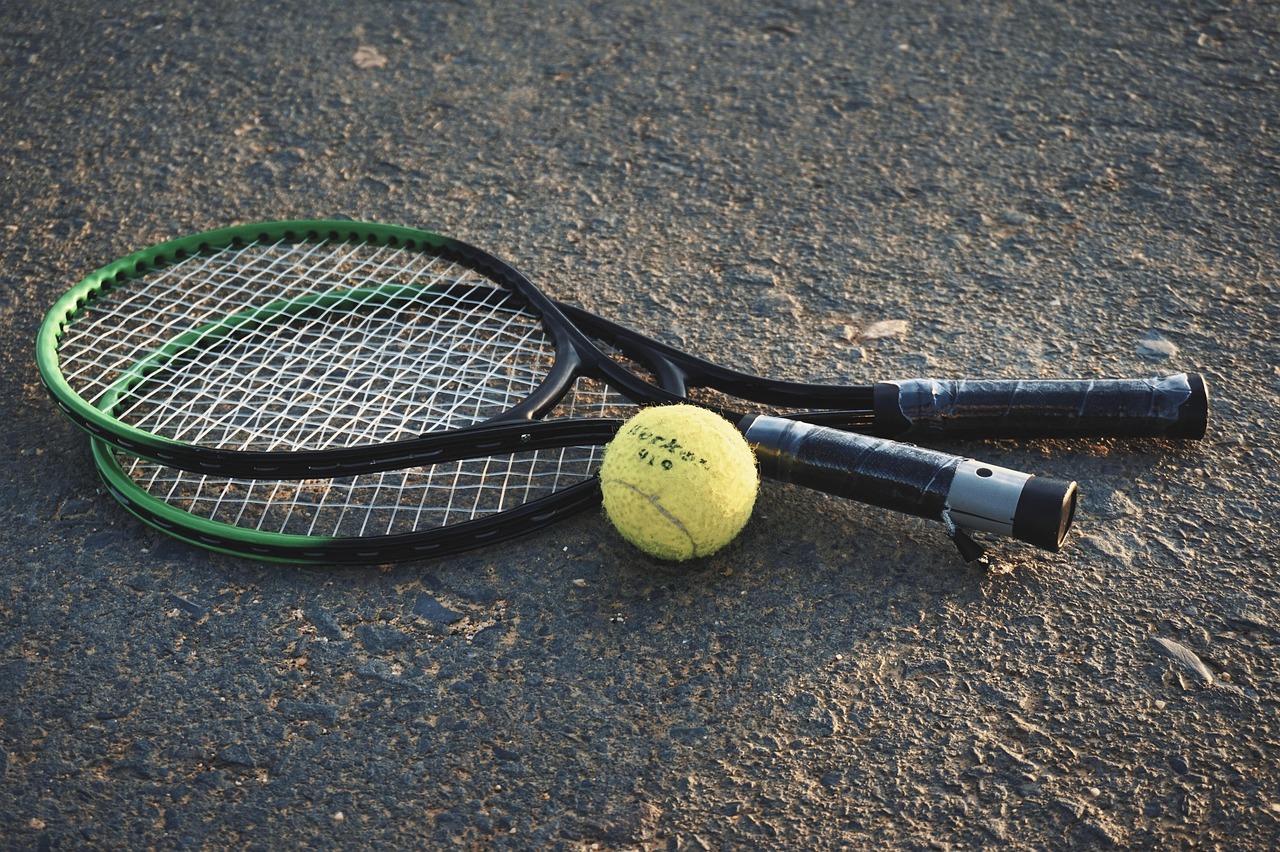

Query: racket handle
left=741, top=415, right=1077, bottom=555
left=872, top=373, right=1208, bottom=440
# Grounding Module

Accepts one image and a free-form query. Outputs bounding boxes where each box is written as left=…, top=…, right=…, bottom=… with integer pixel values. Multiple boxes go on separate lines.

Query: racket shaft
left=874, top=373, right=1208, bottom=439
left=743, top=415, right=1076, bottom=551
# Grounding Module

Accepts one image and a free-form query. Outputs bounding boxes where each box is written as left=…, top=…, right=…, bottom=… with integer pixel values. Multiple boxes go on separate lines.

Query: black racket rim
left=557, top=301, right=877, bottom=413
left=90, top=434, right=609, bottom=564
left=37, top=220, right=669, bottom=477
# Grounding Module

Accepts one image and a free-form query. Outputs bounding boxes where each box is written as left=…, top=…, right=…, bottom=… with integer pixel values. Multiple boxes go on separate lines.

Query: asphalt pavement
left=2, top=1, right=1278, bottom=848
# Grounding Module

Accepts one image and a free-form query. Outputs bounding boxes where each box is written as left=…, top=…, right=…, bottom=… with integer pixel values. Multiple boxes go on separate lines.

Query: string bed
left=108, top=376, right=637, bottom=538
left=57, top=237, right=554, bottom=451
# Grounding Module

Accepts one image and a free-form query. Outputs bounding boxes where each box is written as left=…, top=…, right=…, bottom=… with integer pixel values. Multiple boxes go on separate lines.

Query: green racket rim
left=90, top=436, right=340, bottom=563
left=36, top=219, right=464, bottom=464
left=89, top=434, right=609, bottom=565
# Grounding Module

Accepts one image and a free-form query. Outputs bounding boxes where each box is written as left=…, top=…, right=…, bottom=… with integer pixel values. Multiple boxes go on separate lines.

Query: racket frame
left=40, top=220, right=1209, bottom=478
left=37, top=220, right=673, bottom=477
left=39, top=219, right=1199, bottom=564
left=89, top=422, right=622, bottom=564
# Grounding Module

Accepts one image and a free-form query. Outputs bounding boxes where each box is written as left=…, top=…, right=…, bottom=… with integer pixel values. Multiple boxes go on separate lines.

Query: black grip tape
left=874, top=374, right=1209, bottom=440
left=744, top=416, right=957, bottom=521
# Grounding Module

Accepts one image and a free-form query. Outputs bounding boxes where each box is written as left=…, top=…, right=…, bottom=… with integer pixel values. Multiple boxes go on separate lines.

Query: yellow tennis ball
left=599, top=404, right=758, bottom=561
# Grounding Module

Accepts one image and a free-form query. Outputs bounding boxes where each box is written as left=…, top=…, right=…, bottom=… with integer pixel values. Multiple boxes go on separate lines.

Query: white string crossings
left=116, top=376, right=635, bottom=537
left=60, top=238, right=557, bottom=450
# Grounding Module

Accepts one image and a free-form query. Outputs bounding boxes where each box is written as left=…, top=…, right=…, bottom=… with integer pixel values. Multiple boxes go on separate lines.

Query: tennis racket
left=89, top=376, right=636, bottom=564
left=84, top=328, right=1075, bottom=565
left=37, top=219, right=1196, bottom=560
left=87, top=421, right=1066, bottom=564
left=36, top=219, right=1207, bottom=475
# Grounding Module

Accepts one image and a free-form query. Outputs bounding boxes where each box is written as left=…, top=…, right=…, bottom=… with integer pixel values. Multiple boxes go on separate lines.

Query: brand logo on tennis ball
left=625, top=425, right=711, bottom=472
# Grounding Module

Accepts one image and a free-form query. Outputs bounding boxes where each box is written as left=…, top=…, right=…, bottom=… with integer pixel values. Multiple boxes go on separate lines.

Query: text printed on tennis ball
left=624, top=424, right=714, bottom=472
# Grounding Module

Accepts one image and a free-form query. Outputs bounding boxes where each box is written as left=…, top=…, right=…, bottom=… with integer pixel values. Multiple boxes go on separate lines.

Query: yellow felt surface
left=599, top=405, right=758, bottom=560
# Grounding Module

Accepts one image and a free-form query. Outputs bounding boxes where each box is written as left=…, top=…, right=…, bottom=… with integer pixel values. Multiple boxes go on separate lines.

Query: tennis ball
left=599, top=404, right=758, bottom=561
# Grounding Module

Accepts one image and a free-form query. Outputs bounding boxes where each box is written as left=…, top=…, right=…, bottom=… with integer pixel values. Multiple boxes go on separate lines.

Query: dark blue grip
left=740, top=415, right=1077, bottom=552
left=874, top=373, right=1208, bottom=439
left=747, top=417, right=957, bottom=520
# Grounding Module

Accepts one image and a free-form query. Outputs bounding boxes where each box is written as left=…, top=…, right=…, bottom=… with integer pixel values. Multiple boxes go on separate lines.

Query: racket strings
left=58, top=238, right=559, bottom=451
left=64, top=240, right=344, bottom=393
left=128, top=285, right=542, bottom=451
left=115, top=375, right=635, bottom=538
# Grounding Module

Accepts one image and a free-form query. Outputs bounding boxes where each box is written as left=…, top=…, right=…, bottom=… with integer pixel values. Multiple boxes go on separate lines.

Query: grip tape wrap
left=742, top=415, right=1076, bottom=551
left=874, top=373, right=1208, bottom=439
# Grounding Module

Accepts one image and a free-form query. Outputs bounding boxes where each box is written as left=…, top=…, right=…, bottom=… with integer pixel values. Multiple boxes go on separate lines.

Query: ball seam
left=600, top=478, right=699, bottom=558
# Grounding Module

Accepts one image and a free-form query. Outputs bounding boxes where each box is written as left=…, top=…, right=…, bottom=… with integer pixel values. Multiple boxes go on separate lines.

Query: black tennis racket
left=36, top=219, right=1207, bottom=473
left=37, top=219, right=1198, bottom=560
left=88, top=376, right=635, bottom=564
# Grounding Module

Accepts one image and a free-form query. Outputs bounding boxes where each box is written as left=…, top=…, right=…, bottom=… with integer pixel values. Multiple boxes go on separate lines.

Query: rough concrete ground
left=2, top=1, right=1278, bottom=847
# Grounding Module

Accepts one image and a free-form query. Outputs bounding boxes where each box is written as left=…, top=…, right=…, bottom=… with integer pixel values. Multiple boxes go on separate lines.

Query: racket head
left=38, top=220, right=661, bottom=476
left=91, top=438, right=607, bottom=564
left=89, top=376, right=638, bottom=564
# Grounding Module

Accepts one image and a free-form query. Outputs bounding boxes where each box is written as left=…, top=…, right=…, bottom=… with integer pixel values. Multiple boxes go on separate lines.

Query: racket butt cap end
left=1168, top=372, right=1209, bottom=439
left=1012, top=476, right=1078, bottom=552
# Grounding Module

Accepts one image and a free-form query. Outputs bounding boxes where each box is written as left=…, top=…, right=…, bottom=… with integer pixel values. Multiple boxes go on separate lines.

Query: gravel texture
left=2, top=1, right=1278, bottom=848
